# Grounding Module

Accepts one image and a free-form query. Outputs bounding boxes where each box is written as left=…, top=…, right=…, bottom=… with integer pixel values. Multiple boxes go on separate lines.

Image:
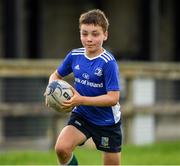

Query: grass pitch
left=0, top=141, right=180, bottom=165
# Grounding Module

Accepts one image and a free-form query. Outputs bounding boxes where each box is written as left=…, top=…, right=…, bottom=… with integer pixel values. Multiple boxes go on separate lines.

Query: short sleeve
left=57, top=52, right=73, bottom=77
left=103, top=60, right=121, bottom=91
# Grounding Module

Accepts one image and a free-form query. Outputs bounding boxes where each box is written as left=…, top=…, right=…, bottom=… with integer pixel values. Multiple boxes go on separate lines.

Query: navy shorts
left=67, top=112, right=122, bottom=152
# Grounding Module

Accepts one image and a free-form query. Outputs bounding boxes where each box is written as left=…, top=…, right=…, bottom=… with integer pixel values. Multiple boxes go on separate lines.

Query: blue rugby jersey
left=57, top=48, right=121, bottom=126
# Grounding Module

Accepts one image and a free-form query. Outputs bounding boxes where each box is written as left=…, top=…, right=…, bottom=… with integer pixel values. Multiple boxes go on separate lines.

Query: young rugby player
left=46, top=9, right=122, bottom=165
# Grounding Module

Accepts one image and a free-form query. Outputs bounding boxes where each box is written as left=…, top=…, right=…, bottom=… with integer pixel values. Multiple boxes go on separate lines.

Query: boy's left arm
left=62, top=87, right=120, bottom=109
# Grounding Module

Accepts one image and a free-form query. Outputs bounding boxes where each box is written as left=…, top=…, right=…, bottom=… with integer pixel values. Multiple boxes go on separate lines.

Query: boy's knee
left=55, top=143, right=71, bottom=157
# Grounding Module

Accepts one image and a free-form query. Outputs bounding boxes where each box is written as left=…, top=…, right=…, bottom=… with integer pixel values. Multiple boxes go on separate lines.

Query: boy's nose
left=87, top=35, right=93, bottom=41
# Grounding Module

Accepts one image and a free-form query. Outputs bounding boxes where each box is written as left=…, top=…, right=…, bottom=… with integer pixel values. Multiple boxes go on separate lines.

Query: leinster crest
left=94, top=67, right=103, bottom=76
left=101, top=137, right=109, bottom=147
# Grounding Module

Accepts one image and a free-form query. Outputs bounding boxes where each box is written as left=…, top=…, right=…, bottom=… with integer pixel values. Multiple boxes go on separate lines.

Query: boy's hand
left=44, top=84, right=76, bottom=113
left=61, top=87, right=83, bottom=109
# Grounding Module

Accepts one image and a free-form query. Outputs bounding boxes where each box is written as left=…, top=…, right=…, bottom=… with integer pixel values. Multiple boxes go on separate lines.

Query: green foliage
left=0, top=141, right=180, bottom=165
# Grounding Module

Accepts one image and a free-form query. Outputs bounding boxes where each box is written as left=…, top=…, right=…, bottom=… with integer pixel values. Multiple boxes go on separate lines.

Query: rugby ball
left=45, top=80, right=73, bottom=112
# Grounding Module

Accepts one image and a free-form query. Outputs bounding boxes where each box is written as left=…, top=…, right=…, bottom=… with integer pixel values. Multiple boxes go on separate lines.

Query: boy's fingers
left=70, top=86, right=76, bottom=94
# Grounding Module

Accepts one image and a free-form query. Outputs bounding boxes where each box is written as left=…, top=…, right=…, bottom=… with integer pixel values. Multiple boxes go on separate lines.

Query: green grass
left=0, top=141, right=180, bottom=165
left=122, top=141, right=180, bottom=165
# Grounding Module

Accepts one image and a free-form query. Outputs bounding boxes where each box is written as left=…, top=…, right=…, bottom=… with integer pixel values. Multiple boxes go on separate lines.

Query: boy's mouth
left=86, top=44, right=94, bottom=47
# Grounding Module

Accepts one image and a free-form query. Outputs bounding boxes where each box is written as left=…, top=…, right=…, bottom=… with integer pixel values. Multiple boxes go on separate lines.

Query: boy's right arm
left=48, top=70, right=62, bottom=83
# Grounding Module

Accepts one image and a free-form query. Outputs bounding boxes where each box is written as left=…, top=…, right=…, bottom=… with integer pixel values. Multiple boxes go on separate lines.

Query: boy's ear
left=104, top=31, right=108, bottom=41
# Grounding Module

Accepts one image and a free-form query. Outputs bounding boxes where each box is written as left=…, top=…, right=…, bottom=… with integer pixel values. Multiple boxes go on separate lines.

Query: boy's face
left=80, top=24, right=108, bottom=56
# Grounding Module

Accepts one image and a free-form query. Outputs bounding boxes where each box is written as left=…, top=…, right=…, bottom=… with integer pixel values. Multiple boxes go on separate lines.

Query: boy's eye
left=81, top=33, right=88, bottom=36
left=80, top=31, right=100, bottom=37
left=92, top=32, right=100, bottom=37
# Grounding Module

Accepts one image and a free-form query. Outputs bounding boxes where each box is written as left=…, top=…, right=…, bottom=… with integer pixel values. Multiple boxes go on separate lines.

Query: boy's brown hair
left=79, top=9, right=109, bottom=32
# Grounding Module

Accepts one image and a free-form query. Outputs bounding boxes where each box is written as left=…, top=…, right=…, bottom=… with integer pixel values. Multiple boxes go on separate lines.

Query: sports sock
left=65, top=153, right=78, bottom=166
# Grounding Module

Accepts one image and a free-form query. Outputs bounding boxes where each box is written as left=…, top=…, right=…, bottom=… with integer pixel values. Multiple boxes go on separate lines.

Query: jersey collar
left=84, top=48, right=106, bottom=60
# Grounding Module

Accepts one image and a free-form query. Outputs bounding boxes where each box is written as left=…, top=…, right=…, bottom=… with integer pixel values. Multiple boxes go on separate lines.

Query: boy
left=46, top=9, right=122, bottom=165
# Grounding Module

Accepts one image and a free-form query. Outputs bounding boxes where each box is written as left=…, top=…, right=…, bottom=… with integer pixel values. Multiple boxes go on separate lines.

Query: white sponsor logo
left=75, top=77, right=103, bottom=88
left=82, top=73, right=90, bottom=80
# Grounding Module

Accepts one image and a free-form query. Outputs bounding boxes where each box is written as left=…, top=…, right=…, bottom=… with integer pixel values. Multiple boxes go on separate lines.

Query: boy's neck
left=85, top=48, right=104, bottom=58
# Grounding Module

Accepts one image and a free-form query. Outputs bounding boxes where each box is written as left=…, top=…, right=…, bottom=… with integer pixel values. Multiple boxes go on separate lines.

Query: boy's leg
left=65, top=153, right=78, bottom=165
left=55, top=125, right=86, bottom=165
left=103, top=152, right=121, bottom=165
left=89, top=121, right=122, bottom=165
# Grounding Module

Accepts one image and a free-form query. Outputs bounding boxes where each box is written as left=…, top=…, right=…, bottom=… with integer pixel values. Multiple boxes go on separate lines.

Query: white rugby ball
left=45, top=80, right=73, bottom=112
